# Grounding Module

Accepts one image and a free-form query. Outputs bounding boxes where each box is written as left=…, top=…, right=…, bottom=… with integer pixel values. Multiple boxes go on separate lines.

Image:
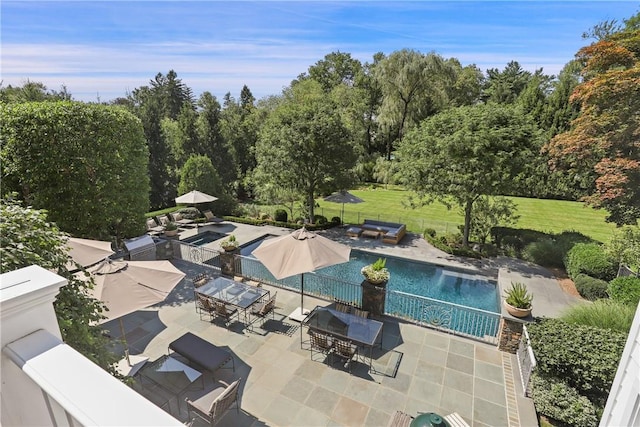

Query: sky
left=1, top=1, right=637, bottom=103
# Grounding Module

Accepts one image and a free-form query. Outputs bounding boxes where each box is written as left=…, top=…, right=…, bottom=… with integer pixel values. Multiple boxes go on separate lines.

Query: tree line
left=1, top=12, right=638, bottom=244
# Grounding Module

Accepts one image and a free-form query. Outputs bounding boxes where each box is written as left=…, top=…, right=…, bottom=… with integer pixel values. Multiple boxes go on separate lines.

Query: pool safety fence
left=235, top=255, right=500, bottom=344
left=385, top=290, right=500, bottom=343
left=169, top=239, right=221, bottom=271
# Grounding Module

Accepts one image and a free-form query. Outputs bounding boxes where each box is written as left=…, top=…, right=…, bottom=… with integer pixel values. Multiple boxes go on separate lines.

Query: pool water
left=317, top=251, right=498, bottom=313
left=242, top=235, right=498, bottom=313
left=182, top=231, right=226, bottom=247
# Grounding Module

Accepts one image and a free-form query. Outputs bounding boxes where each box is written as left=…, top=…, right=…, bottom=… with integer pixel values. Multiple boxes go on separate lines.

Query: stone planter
left=219, top=249, right=238, bottom=277
left=504, top=300, right=532, bottom=318
left=164, top=229, right=178, bottom=237
left=361, top=279, right=388, bottom=316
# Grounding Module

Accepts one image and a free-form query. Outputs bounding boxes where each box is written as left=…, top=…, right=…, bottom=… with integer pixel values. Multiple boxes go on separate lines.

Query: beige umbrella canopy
left=323, top=190, right=364, bottom=224
left=252, top=227, right=351, bottom=319
left=88, top=259, right=185, bottom=323
left=67, top=237, right=114, bottom=269
left=85, top=259, right=185, bottom=368
left=175, top=190, right=218, bottom=205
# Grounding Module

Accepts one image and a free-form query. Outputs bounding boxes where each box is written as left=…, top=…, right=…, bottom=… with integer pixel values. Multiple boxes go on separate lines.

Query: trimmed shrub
left=424, top=235, right=482, bottom=259
left=573, top=274, right=609, bottom=301
left=313, top=214, right=328, bottom=224
left=527, top=318, right=627, bottom=405
left=565, top=243, right=617, bottom=281
left=531, top=374, right=599, bottom=427
left=608, top=276, right=640, bottom=306
left=274, top=209, right=288, bottom=222
left=331, top=216, right=341, bottom=224
left=423, top=227, right=436, bottom=238
left=561, top=299, right=635, bottom=333
left=522, top=238, right=565, bottom=268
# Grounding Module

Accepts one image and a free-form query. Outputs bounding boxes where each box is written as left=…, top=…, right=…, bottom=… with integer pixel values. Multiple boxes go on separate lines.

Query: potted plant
left=503, top=282, right=533, bottom=318
left=361, top=257, right=390, bottom=285
left=163, top=221, right=178, bottom=237
left=220, top=234, right=239, bottom=252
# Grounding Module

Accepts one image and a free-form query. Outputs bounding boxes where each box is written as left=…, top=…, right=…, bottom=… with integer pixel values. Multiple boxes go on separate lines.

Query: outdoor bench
left=361, top=219, right=406, bottom=244
left=169, top=332, right=235, bottom=374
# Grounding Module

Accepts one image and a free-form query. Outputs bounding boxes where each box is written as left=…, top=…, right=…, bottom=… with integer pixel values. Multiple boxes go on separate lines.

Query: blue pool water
left=241, top=235, right=498, bottom=313
left=183, top=231, right=226, bottom=247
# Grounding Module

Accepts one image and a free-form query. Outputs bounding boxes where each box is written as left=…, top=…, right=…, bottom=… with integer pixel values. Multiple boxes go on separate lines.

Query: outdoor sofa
left=360, top=219, right=406, bottom=244
left=169, top=332, right=235, bottom=373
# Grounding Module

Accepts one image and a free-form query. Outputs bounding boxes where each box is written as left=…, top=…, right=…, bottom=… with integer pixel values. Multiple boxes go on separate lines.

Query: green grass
left=312, top=186, right=617, bottom=243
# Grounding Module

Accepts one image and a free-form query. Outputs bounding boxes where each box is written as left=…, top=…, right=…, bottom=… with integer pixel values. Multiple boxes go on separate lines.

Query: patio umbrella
left=175, top=190, right=219, bottom=231
left=323, top=190, right=364, bottom=224
left=252, top=227, right=351, bottom=321
left=66, top=237, right=114, bottom=269
left=85, top=259, right=185, bottom=369
left=175, top=189, right=218, bottom=205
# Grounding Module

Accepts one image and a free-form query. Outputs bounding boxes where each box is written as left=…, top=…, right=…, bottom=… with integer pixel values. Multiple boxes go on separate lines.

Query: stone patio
left=102, top=221, right=585, bottom=426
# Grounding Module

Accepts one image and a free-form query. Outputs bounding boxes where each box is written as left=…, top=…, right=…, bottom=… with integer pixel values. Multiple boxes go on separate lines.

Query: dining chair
left=195, top=293, right=216, bottom=321
left=333, top=338, right=358, bottom=373
left=214, top=301, right=238, bottom=329
left=249, top=292, right=277, bottom=330
left=185, top=378, right=241, bottom=426
left=309, top=331, right=333, bottom=364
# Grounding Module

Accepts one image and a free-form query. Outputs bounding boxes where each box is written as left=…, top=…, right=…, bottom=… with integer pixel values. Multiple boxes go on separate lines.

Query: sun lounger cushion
left=169, top=332, right=234, bottom=373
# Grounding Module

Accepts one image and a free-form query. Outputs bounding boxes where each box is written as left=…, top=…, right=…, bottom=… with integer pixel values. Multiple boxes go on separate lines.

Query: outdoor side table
left=139, top=354, right=203, bottom=412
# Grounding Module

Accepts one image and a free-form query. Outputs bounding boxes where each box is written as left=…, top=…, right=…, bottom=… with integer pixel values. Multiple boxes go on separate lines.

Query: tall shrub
left=608, top=276, right=640, bottom=306
left=527, top=318, right=626, bottom=406
left=1, top=101, right=149, bottom=241
left=565, top=242, right=617, bottom=281
left=561, top=299, right=635, bottom=333
left=531, top=374, right=599, bottom=427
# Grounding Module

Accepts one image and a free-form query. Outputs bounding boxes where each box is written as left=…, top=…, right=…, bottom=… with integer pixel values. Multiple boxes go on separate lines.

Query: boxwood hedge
left=531, top=374, right=599, bottom=427
left=608, top=276, right=640, bottom=306
left=565, top=243, right=617, bottom=282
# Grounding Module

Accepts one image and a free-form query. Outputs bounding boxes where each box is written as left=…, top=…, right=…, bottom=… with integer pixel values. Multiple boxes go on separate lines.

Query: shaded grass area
left=313, top=186, right=616, bottom=243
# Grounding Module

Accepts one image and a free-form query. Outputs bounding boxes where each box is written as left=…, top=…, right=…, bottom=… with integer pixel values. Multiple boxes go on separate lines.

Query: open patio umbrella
left=85, top=259, right=185, bottom=372
left=323, top=190, right=364, bottom=224
left=175, top=189, right=218, bottom=205
left=66, top=237, right=114, bottom=270
left=252, top=227, right=351, bottom=321
left=175, top=190, right=219, bottom=231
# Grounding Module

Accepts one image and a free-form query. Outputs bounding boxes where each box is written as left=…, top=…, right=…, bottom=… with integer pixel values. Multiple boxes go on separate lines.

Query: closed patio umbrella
left=252, top=227, right=351, bottom=321
left=84, top=259, right=185, bottom=373
left=323, top=190, right=364, bottom=224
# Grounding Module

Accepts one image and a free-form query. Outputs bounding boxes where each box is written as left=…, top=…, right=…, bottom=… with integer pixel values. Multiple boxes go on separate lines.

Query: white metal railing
left=170, top=240, right=221, bottom=271
left=235, top=255, right=499, bottom=343
left=516, top=324, right=537, bottom=396
left=385, top=290, right=501, bottom=343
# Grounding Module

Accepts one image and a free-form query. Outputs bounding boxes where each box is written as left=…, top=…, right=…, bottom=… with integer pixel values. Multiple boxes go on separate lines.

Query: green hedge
left=608, top=276, right=640, bottom=306
left=531, top=374, right=599, bottom=427
left=222, top=216, right=338, bottom=231
left=565, top=243, right=617, bottom=281
left=522, top=238, right=565, bottom=268
left=527, top=318, right=626, bottom=406
left=573, top=274, right=609, bottom=301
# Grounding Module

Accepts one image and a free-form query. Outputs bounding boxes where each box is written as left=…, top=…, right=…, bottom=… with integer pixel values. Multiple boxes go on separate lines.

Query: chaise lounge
left=360, top=219, right=406, bottom=244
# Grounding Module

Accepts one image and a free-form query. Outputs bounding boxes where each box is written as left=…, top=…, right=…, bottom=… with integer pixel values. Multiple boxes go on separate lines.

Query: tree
left=178, top=155, right=236, bottom=214
left=254, top=80, right=357, bottom=222
left=396, top=104, right=542, bottom=246
left=468, top=196, right=519, bottom=244
left=0, top=198, right=120, bottom=376
left=1, top=102, right=150, bottom=242
left=546, top=23, right=640, bottom=225
left=374, top=49, right=452, bottom=159
left=0, top=80, right=72, bottom=103
left=605, top=226, right=640, bottom=273
left=304, top=51, right=363, bottom=92
left=482, top=61, right=536, bottom=104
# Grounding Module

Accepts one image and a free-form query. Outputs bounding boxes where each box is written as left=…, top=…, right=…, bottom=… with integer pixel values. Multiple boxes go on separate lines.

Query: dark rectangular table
left=302, top=306, right=384, bottom=370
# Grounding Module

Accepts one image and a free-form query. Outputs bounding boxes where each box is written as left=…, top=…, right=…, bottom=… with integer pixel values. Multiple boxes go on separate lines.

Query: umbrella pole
left=300, top=274, right=304, bottom=311
left=119, top=318, right=131, bottom=366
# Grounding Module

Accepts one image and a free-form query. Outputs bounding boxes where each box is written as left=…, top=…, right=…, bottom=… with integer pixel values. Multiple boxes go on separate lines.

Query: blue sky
left=2, top=1, right=637, bottom=102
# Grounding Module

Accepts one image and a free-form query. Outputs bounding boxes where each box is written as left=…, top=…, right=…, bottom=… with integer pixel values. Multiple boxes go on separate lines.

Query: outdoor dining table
left=301, top=306, right=384, bottom=371
left=196, top=276, right=269, bottom=322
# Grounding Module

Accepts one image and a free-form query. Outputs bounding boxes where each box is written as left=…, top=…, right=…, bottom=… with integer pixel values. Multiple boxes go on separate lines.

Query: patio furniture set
left=194, top=275, right=277, bottom=332
left=134, top=332, right=239, bottom=425
left=346, top=219, right=407, bottom=244
left=301, top=306, right=384, bottom=373
left=146, top=210, right=224, bottom=237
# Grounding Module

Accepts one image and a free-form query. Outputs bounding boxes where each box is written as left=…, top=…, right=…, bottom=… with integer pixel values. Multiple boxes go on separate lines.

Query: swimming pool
left=238, top=234, right=500, bottom=339
left=182, top=231, right=226, bottom=247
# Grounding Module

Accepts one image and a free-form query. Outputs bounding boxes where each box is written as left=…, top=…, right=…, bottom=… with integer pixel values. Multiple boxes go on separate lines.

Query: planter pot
left=504, top=300, right=532, bottom=318
left=164, top=229, right=178, bottom=237
left=222, top=246, right=238, bottom=253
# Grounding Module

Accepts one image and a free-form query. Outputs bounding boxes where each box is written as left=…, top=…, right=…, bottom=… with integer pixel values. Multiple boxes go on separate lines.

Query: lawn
left=313, top=186, right=617, bottom=243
